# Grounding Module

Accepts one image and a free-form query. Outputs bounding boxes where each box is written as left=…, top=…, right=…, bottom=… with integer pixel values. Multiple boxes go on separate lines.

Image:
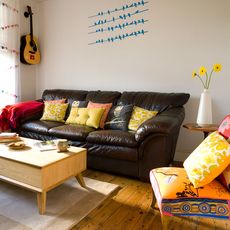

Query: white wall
left=22, top=0, right=230, bottom=160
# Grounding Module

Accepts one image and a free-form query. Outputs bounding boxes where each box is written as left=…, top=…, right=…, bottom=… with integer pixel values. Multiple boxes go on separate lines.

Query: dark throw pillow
left=71, top=100, right=88, bottom=108
left=104, top=104, right=134, bottom=131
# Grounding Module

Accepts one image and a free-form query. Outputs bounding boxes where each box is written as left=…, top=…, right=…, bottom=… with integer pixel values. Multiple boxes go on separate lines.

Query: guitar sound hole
left=30, top=41, right=37, bottom=52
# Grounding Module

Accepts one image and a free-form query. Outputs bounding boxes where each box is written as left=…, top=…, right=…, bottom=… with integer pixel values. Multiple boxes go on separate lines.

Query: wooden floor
left=71, top=170, right=229, bottom=230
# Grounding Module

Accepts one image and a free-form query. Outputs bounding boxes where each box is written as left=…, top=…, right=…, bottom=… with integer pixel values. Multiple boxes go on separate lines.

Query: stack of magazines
left=0, top=133, right=20, bottom=143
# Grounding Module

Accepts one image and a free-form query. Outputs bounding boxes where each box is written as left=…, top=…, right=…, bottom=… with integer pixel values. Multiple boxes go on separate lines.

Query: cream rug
left=0, top=177, right=119, bottom=230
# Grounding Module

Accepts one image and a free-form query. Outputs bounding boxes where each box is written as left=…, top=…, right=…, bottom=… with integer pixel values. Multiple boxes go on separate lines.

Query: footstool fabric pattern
left=150, top=167, right=230, bottom=219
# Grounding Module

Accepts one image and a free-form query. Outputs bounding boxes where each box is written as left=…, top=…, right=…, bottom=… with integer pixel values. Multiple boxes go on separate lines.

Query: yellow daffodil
left=192, top=71, right=197, bottom=78
left=199, top=66, right=207, bottom=76
left=213, top=63, right=222, bottom=72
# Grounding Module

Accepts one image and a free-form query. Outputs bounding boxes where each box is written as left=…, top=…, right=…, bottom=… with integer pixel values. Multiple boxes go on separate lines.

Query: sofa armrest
left=5, top=100, right=44, bottom=130
left=135, top=107, right=185, bottom=142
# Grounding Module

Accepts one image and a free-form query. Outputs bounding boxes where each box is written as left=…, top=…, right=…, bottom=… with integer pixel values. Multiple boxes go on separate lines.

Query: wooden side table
left=183, top=123, right=219, bottom=139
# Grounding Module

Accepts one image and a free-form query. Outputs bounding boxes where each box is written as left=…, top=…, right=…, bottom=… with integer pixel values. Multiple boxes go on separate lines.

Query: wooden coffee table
left=0, top=138, right=87, bottom=214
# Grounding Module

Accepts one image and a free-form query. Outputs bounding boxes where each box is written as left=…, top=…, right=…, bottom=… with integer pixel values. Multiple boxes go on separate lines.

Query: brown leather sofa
left=18, top=89, right=190, bottom=181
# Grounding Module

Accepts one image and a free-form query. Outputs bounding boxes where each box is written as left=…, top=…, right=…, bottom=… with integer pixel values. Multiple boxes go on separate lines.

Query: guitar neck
left=30, top=10, right=33, bottom=41
left=26, top=5, right=34, bottom=42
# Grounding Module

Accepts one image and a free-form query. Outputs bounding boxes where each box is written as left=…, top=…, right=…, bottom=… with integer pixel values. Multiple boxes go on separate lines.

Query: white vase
left=196, top=89, right=212, bottom=126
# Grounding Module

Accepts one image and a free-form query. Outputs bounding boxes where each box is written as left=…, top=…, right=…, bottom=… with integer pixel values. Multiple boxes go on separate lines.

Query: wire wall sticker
left=88, top=0, right=149, bottom=45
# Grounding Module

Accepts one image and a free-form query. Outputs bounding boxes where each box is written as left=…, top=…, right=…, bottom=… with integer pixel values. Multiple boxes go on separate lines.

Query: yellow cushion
left=128, top=106, right=158, bottom=131
left=183, top=131, right=230, bottom=188
left=66, top=107, right=105, bottom=128
left=40, top=103, right=68, bottom=122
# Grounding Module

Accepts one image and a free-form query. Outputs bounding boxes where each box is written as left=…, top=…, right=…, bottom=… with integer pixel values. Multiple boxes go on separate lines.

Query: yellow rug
left=0, top=177, right=119, bottom=230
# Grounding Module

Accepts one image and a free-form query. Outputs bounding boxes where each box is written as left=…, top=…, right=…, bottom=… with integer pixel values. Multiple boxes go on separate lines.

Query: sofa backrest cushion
left=117, top=92, right=190, bottom=111
left=42, top=89, right=88, bottom=102
left=86, top=91, right=121, bottom=105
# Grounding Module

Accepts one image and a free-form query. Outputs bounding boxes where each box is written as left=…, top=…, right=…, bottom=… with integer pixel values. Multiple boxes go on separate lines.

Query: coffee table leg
left=76, top=173, right=86, bottom=188
left=37, top=191, right=46, bottom=215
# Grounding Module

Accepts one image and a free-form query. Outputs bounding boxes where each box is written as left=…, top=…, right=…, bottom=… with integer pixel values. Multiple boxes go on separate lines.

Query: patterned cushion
left=87, top=101, right=112, bottom=129
left=150, top=167, right=230, bottom=219
left=218, top=165, right=230, bottom=191
left=40, top=103, right=68, bottom=122
left=104, top=105, right=134, bottom=131
left=218, top=115, right=230, bottom=141
left=65, top=107, right=105, bottom=128
left=183, top=131, right=230, bottom=188
left=128, top=106, right=158, bottom=131
left=45, top=99, right=66, bottom=104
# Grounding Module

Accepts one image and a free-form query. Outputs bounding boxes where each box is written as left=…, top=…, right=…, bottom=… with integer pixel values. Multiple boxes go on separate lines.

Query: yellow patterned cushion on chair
left=128, top=106, right=158, bottom=131
left=65, top=107, right=105, bottom=128
left=184, top=131, right=230, bottom=188
left=40, top=103, right=68, bottom=122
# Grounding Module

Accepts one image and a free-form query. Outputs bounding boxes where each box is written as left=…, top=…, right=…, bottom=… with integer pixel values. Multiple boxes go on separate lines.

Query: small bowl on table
left=8, top=141, right=26, bottom=150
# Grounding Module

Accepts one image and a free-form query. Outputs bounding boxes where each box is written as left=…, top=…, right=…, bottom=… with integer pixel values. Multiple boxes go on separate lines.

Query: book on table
left=0, top=132, right=20, bottom=143
left=34, top=140, right=57, bottom=151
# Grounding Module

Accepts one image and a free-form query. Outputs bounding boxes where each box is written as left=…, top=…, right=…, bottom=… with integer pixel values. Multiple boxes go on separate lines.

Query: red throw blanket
left=0, top=100, right=44, bottom=131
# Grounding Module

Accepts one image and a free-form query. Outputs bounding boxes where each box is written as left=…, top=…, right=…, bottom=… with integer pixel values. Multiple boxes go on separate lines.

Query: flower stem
left=207, top=69, right=214, bottom=89
left=197, top=75, right=206, bottom=89
left=205, top=72, right=209, bottom=89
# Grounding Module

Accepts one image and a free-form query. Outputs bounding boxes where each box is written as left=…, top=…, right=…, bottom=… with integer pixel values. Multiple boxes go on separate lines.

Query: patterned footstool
left=150, top=167, right=230, bottom=220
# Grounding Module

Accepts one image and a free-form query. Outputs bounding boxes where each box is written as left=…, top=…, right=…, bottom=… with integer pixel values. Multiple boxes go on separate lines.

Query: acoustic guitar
left=20, top=6, right=40, bottom=65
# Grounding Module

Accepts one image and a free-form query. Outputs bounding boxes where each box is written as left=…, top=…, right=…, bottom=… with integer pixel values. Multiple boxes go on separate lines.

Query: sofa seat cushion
left=49, top=124, right=95, bottom=141
left=20, top=120, right=62, bottom=134
left=86, top=130, right=138, bottom=147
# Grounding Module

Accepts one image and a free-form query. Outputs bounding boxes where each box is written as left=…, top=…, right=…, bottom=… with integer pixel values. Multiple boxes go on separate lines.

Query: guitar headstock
left=24, top=6, right=33, bottom=18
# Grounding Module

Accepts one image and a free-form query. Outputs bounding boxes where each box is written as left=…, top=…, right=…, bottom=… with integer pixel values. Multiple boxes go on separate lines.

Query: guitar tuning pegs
left=24, top=11, right=30, bottom=18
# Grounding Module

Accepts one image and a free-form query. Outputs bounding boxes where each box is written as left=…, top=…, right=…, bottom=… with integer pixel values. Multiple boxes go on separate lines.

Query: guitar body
left=20, top=34, right=40, bottom=65
left=20, top=6, right=41, bottom=65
